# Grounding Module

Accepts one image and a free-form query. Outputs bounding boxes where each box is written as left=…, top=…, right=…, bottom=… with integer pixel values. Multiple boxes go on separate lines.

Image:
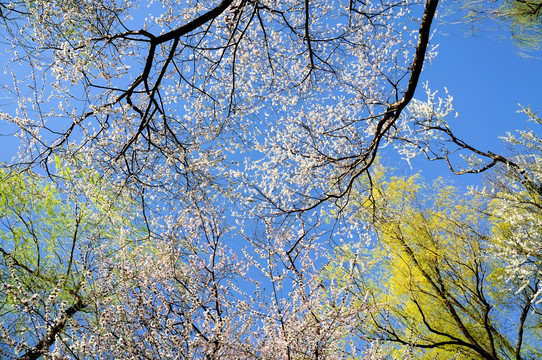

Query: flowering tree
left=0, top=159, right=366, bottom=359
left=0, top=0, right=440, bottom=212
left=392, top=83, right=542, bottom=296
left=483, top=110, right=542, bottom=301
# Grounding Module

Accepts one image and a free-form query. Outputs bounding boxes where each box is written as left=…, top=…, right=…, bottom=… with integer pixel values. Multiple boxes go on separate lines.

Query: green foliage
left=496, top=0, right=542, bottom=51
left=453, top=0, right=542, bottom=53
left=0, top=158, right=145, bottom=357
left=325, top=165, right=542, bottom=359
left=0, top=166, right=77, bottom=297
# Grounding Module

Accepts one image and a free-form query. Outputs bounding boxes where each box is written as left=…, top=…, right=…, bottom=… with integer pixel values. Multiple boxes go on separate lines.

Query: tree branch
left=19, top=297, right=87, bottom=360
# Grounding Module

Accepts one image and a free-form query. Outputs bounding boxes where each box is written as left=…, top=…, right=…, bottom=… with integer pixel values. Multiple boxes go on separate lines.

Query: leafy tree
left=324, top=167, right=542, bottom=359
left=499, top=0, right=542, bottom=50
left=0, top=2, right=444, bottom=356
left=0, top=158, right=354, bottom=359
left=0, top=159, right=145, bottom=359
left=401, top=102, right=542, bottom=299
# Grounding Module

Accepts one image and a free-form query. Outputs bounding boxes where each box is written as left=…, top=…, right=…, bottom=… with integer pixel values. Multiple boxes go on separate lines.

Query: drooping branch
left=516, top=283, right=536, bottom=359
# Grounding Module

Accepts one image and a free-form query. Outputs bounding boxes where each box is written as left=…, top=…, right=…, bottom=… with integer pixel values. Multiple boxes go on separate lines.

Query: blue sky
left=398, top=20, right=542, bottom=187
left=426, top=23, right=542, bottom=149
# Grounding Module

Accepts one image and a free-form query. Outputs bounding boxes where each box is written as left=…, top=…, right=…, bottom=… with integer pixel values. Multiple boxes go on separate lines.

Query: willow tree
left=0, top=161, right=361, bottom=358
left=453, top=0, right=542, bottom=52
left=323, top=168, right=542, bottom=359
left=0, top=159, right=148, bottom=359
left=1, top=1, right=539, bottom=358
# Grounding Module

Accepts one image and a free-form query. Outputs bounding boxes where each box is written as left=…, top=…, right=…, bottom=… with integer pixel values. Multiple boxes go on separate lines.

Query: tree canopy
left=0, top=0, right=541, bottom=358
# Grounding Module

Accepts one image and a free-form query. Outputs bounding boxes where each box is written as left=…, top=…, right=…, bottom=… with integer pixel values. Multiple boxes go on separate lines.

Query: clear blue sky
left=425, top=23, right=542, bottom=150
